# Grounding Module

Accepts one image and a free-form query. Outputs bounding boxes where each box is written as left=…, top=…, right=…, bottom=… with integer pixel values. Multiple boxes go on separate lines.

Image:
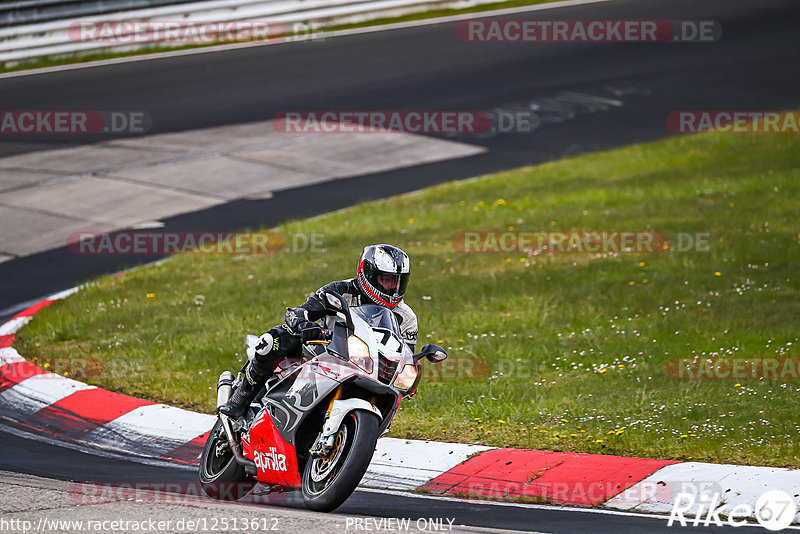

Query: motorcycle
left=198, top=290, right=447, bottom=512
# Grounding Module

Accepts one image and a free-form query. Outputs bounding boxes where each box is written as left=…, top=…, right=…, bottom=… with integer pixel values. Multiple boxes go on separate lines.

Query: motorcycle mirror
left=325, top=292, right=343, bottom=310
left=322, top=290, right=354, bottom=330
left=414, top=343, right=448, bottom=363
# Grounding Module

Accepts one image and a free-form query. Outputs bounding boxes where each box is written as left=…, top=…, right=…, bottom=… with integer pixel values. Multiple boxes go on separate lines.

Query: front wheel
left=198, top=419, right=255, bottom=500
left=302, top=410, right=379, bottom=512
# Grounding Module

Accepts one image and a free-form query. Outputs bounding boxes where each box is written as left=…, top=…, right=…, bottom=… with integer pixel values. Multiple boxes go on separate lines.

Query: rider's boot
left=218, top=362, right=269, bottom=419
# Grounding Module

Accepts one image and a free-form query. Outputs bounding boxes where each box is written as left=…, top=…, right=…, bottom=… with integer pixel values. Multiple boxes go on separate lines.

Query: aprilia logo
left=253, top=447, right=287, bottom=472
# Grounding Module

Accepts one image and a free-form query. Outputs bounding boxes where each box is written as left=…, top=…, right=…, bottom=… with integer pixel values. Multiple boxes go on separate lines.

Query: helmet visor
left=374, top=272, right=409, bottom=297
left=363, top=260, right=410, bottom=301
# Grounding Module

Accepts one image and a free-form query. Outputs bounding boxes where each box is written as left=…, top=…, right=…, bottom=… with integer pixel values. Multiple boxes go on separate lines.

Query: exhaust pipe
left=216, top=371, right=234, bottom=410
left=217, top=371, right=257, bottom=476
left=219, top=414, right=258, bottom=476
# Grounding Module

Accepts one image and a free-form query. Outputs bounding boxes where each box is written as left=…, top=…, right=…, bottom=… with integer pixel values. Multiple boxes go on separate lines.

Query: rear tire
left=301, top=410, right=379, bottom=512
left=198, top=419, right=255, bottom=500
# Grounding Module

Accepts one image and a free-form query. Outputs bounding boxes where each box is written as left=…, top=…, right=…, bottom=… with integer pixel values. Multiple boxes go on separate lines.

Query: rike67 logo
left=669, top=489, right=797, bottom=530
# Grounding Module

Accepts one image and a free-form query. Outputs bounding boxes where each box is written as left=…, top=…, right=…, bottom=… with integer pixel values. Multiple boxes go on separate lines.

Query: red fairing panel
left=242, top=410, right=302, bottom=487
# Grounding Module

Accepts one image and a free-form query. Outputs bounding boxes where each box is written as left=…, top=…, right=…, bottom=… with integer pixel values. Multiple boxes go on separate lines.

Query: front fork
left=309, top=386, right=344, bottom=458
left=309, top=388, right=383, bottom=458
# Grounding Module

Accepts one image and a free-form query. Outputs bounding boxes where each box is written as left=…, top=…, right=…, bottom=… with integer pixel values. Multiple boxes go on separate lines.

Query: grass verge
left=16, top=130, right=800, bottom=467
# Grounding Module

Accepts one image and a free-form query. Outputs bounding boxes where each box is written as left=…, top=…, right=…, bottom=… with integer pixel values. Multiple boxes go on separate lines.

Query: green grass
left=1, top=0, right=557, bottom=73
left=16, top=130, right=800, bottom=467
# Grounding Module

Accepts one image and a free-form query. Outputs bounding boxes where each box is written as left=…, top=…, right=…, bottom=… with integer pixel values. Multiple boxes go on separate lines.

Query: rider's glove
left=285, top=307, right=310, bottom=332
left=254, top=333, right=275, bottom=356
left=286, top=307, right=328, bottom=341
left=300, top=322, right=330, bottom=343
left=298, top=322, right=327, bottom=343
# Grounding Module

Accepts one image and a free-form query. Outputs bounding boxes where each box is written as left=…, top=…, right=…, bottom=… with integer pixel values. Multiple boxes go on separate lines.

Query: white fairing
left=322, top=399, right=382, bottom=439
left=318, top=306, right=410, bottom=442
left=350, top=307, right=412, bottom=379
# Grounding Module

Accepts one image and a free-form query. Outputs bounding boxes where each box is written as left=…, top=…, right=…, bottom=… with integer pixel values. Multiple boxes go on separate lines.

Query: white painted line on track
left=0, top=288, right=76, bottom=321
left=0, top=261, right=166, bottom=321
left=0, top=301, right=46, bottom=321
left=0, top=316, right=30, bottom=336
left=0, top=0, right=610, bottom=79
left=46, top=287, right=79, bottom=301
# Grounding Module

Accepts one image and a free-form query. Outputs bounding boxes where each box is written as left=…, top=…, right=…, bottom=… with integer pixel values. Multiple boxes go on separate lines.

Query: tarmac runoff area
left=0, top=121, right=485, bottom=260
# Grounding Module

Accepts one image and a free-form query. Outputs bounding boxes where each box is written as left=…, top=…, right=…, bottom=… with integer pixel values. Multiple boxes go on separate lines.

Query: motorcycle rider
left=219, top=244, right=417, bottom=419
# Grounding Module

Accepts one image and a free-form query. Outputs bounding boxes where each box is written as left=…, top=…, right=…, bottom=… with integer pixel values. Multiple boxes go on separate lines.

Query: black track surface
left=0, top=423, right=760, bottom=533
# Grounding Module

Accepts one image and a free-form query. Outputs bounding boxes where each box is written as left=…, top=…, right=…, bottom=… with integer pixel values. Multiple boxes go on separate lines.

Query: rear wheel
left=302, top=410, right=379, bottom=512
left=198, top=419, right=255, bottom=500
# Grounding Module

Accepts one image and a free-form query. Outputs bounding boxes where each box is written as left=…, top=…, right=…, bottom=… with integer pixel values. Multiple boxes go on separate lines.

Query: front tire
left=198, top=419, right=255, bottom=500
left=302, top=410, right=379, bottom=512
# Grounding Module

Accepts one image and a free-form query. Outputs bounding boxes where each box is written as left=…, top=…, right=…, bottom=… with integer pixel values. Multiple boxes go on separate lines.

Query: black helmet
left=356, top=244, right=410, bottom=308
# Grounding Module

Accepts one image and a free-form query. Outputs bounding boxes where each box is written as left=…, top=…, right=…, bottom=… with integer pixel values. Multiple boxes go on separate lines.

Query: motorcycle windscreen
left=351, top=305, right=401, bottom=333
left=242, top=410, right=302, bottom=487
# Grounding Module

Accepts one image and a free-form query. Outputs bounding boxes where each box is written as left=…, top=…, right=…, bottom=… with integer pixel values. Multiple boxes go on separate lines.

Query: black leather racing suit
left=249, top=278, right=418, bottom=378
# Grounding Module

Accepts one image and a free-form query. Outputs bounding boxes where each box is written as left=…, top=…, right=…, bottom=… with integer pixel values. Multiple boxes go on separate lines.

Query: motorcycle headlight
left=393, top=364, right=418, bottom=390
left=347, top=335, right=373, bottom=374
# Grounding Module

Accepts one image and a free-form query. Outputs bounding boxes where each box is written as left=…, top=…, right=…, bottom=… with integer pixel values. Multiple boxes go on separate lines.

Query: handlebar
left=300, top=325, right=332, bottom=345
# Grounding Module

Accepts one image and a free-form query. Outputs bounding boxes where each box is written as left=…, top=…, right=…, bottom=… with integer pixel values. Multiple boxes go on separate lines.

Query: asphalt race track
left=1, top=0, right=799, bottom=530
left=0, top=423, right=753, bottom=533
